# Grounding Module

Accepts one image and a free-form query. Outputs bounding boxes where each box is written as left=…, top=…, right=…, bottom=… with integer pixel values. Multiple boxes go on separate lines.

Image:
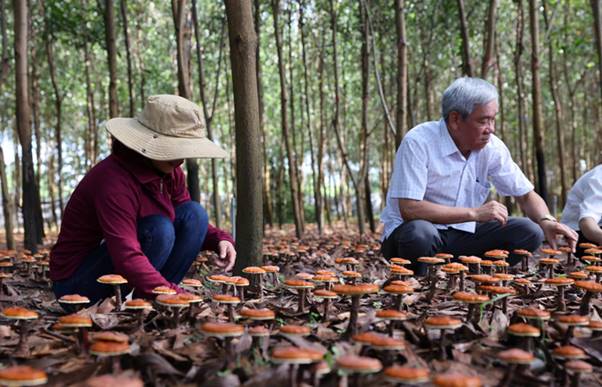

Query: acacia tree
left=120, top=0, right=134, bottom=116
left=224, top=0, right=263, bottom=269
left=591, top=0, right=602, bottom=158
left=395, top=0, right=408, bottom=146
left=457, top=0, right=473, bottom=76
left=0, top=0, right=13, bottom=249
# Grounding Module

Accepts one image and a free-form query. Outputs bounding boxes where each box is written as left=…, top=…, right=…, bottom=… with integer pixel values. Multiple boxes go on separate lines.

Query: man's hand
left=471, top=201, right=508, bottom=225
left=540, top=220, right=578, bottom=251
left=213, top=240, right=236, bottom=272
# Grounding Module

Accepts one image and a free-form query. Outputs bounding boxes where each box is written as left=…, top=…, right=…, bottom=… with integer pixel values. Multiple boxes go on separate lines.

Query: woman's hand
left=214, top=240, right=237, bottom=271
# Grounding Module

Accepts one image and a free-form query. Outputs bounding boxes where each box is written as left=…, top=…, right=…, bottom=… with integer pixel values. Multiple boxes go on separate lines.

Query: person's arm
left=579, top=217, right=602, bottom=245
left=515, top=190, right=578, bottom=250
left=399, top=198, right=508, bottom=225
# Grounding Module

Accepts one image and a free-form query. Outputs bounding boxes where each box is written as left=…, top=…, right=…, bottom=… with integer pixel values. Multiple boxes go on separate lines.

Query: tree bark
left=0, top=1, right=13, bottom=248
left=171, top=0, right=200, bottom=203
left=83, top=40, right=98, bottom=167
left=299, top=0, right=322, bottom=234
left=528, top=0, right=548, bottom=204
left=191, top=0, right=225, bottom=227
left=120, top=0, right=135, bottom=116
left=271, top=0, right=303, bottom=238
left=224, top=0, right=263, bottom=270
left=543, top=1, right=567, bottom=206
left=13, top=0, right=42, bottom=250
left=43, top=1, right=64, bottom=217
left=104, top=0, right=119, bottom=118
left=481, top=0, right=498, bottom=79
left=395, top=0, right=407, bottom=147
left=457, top=0, right=473, bottom=76
left=591, top=0, right=602, bottom=162
left=254, top=0, right=273, bottom=229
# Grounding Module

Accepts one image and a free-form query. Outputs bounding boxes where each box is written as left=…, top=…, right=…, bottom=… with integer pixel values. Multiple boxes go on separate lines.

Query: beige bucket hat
left=106, top=94, right=227, bottom=160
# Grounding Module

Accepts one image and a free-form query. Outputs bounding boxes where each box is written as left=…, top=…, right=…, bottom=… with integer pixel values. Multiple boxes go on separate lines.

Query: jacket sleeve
left=202, top=223, right=235, bottom=253
left=94, top=181, right=182, bottom=298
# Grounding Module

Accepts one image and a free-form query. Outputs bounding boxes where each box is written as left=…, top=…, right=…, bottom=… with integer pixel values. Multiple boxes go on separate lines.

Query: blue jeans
left=52, top=201, right=209, bottom=304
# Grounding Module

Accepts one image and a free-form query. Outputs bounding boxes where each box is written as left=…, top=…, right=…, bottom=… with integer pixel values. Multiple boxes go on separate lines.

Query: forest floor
left=0, top=224, right=601, bottom=386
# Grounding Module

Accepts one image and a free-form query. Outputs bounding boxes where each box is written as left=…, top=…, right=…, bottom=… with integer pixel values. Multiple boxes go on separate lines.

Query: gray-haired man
left=380, top=77, right=577, bottom=275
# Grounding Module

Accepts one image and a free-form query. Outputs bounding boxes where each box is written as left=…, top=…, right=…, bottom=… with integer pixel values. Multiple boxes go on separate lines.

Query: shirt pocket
left=474, top=181, right=491, bottom=206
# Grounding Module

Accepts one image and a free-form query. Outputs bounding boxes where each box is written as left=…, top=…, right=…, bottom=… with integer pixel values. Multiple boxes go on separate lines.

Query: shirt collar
left=112, top=145, right=164, bottom=185
left=439, top=119, right=461, bottom=157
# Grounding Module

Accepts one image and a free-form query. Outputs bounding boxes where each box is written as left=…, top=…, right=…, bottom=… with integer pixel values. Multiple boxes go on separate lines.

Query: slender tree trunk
left=317, top=27, right=328, bottom=231
left=29, top=40, right=41, bottom=191
left=225, top=0, right=263, bottom=269
left=528, top=0, right=548, bottom=204
left=359, top=0, right=372, bottom=233
left=254, top=0, right=273, bottom=229
left=135, top=18, right=146, bottom=110
left=191, top=0, right=224, bottom=227
left=591, top=0, right=602, bottom=161
left=481, top=0, right=498, bottom=79
left=14, top=0, right=42, bottom=250
left=543, top=2, right=567, bottom=206
left=271, top=0, right=303, bottom=238
left=395, top=0, right=407, bottom=147
left=120, top=0, right=135, bottom=116
left=172, top=0, right=200, bottom=203
left=0, top=146, right=13, bottom=249
left=457, top=0, right=473, bottom=76
left=0, top=0, right=13, bottom=248
left=104, top=0, right=119, bottom=118
left=83, top=41, right=98, bottom=167
left=43, top=5, right=64, bottom=217
left=299, top=0, right=322, bottom=234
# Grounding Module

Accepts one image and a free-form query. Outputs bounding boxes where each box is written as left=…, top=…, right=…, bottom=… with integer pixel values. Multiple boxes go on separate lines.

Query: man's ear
left=447, top=111, right=461, bottom=131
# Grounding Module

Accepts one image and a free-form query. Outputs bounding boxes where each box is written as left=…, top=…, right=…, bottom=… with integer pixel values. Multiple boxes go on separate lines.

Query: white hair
left=441, top=77, right=498, bottom=121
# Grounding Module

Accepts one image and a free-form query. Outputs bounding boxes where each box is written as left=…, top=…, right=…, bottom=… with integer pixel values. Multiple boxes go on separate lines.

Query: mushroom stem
left=557, top=287, right=566, bottom=312
left=258, top=275, right=264, bottom=302
left=459, top=272, right=466, bottom=291
left=345, top=295, right=361, bottom=337
left=114, top=285, right=122, bottom=309
left=395, top=294, right=404, bottom=311
left=548, top=265, right=554, bottom=278
left=322, top=299, right=331, bottom=322
left=79, top=328, right=89, bottom=354
left=521, top=257, right=529, bottom=272
left=111, top=355, right=122, bottom=373
left=563, top=326, right=575, bottom=345
left=439, top=329, right=448, bottom=360
left=16, top=321, right=29, bottom=354
left=289, top=364, right=299, bottom=387
left=227, top=305, right=235, bottom=323
left=579, top=291, right=593, bottom=316
left=297, top=289, right=307, bottom=314
left=426, top=275, right=438, bottom=303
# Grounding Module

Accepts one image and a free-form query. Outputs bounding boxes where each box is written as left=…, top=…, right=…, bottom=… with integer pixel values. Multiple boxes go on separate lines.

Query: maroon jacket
left=50, top=144, right=234, bottom=297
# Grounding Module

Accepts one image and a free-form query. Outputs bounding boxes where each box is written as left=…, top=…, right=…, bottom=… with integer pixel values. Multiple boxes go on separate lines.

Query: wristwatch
left=539, top=214, right=558, bottom=223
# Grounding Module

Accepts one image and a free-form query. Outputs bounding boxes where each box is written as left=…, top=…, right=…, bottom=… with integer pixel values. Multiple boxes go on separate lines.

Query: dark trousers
left=52, top=201, right=209, bottom=304
left=382, top=217, right=544, bottom=276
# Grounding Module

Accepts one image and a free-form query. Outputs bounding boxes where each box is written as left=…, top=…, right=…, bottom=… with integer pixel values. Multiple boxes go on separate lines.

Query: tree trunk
left=191, top=0, right=224, bottom=227
left=83, top=41, right=98, bottom=167
left=591, top=0, right=602, bottom=162
left=543, top=2, right=567, bottom=206
left=172, top=0, right=200, bottom=203
left=224, top=0, right=263, bottom=270
left=271, top=0, right=303, bottom=238
left=43, top=3, right=64, bottom=217
left=104, top=0, right=119, bottom=118
left=457, top=0, right=473, bottom=76
left=120, top=0, right=135, bottom=116
left=299, top=0, right=322, bottom=234
left=395, top=0, right=407, bottom=147
left=318, top=27, right=328, bottom=231
left=286, top=5, right=305, bottom=232
left=481, top=0, right=498, bottom=79
left=528, top=0, right=548, bottom=204
left=0, top=146, right=13, bottom=249
left=254, top=0, right=273, bottom=229
left=13, top=0, right=42, bottom=250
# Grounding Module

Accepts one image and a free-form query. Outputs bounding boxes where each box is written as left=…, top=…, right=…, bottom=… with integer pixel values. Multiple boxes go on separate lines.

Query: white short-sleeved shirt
left=560, top=164, right=602, bottom=230
left=380, top=119, right=534, bottom=239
